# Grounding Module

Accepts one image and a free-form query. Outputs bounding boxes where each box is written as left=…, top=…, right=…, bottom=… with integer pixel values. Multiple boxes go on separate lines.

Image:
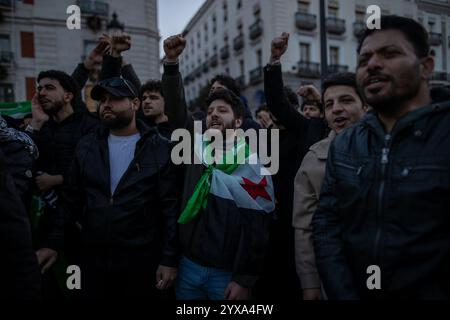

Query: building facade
left=0, top=0, right=159, bottom=110
left=179, top=0, right=450, bottom=112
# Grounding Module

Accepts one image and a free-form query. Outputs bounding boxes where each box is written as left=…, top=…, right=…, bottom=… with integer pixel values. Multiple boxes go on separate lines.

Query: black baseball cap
left=91, top=77, right=138, bottom=101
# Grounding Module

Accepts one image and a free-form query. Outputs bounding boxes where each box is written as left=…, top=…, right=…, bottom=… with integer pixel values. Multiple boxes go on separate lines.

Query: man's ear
left=235, top=117, right=243, bottom=129
left=131, top=98, right=140, bottom=111
left=64, top=92, right=74, bottom=103
left=420, top=55, right=435, bottom=81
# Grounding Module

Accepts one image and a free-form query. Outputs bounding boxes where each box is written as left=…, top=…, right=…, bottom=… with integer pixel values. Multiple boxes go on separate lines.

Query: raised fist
left=163, top=34, right=187, bottom=62
left=110, top=32, right=131, bottom=57
left=270, top=32, right=289, bottom=63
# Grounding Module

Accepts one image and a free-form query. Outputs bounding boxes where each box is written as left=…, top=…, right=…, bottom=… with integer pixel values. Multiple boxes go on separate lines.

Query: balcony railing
left=297, top=61, right=320, bottom=78
left=203, top=61, right=209, bottom=73
left=249, top=67, right=263, bottom=85
left=233, top=34, right=245, bottom=52
left=431, top=72, right=448, bottom=81
left=249, top=20, right=263, bottom=40
left=327, top=17, right=346, bottom=35
left=295, top=12, right=317, bottom=31
left=195, top=66, right=202, bottom=78
left=235, top=75, right=245, bottom=88
left=0, top=51, right=14, bottom=64
left=220, top=45, right=230, bottom=60
left=429, top=32, right=442, bottom=46
left=210, top=54, right=218, bottom=67
left=328, top=64, right=349, bottom=74
left=78, top=0, right=110, bottom=17
left=353, top=21, right=366, bottom=38
left=0, top=0, right=13, bottom=9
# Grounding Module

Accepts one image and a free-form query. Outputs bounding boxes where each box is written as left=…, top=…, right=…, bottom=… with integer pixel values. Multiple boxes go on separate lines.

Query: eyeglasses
left=98, top=78, right=137, bottom=98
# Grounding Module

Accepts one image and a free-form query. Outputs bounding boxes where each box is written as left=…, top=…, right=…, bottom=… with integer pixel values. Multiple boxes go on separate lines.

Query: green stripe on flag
left=0, top=101, right=31, bottom=118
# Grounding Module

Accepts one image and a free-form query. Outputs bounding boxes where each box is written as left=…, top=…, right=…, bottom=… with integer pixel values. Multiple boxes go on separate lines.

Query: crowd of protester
left=1, top=15, right=450, bottom=301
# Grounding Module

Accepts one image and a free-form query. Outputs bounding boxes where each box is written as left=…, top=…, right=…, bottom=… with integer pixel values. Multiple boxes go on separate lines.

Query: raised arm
left=161, top=35, right=190, bottom=131
left=264, top=33, right=308, bottom=130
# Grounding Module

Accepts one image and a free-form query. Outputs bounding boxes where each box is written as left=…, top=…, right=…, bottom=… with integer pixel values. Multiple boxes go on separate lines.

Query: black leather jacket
left=44, top=121, right=179, bottom=268
left=313, top=88, right=450, bottom=299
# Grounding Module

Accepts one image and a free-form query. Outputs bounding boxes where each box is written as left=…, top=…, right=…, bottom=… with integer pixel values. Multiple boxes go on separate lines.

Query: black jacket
left=30, top=111, right=99, bottom=182
left=313, top=88, right=450, bottom=299
left=0, top=150, right=41, bottom=300
left=263, top=64, right=327, bottom=239
left=44, top=121, right=179, bottom=269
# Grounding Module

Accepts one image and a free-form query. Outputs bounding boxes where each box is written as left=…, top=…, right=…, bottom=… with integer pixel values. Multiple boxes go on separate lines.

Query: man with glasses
left=37, top=77, right=179, bottom=299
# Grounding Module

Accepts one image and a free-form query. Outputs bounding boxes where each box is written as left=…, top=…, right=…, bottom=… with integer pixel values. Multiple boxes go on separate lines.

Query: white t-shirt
left=108, top=133, right=141, bottom=195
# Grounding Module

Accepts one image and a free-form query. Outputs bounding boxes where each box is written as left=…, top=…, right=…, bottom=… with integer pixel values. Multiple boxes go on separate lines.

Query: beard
left=102, top=108, right=134, bottom=130
left=359, top=64, right=422, bottom=117
left=41, top=98, right=64, bottom=115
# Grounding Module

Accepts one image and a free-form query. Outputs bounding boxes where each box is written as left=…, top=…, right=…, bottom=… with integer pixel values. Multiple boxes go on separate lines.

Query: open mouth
left=210, top=121, right=222, bottom=129
left=334, top=117, right=348, bottom=127
left=365, top=76, right=389, bottom=91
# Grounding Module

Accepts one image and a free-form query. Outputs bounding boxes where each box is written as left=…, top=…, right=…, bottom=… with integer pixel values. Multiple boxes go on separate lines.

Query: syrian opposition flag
left=178, top=136, right=275, bottom=224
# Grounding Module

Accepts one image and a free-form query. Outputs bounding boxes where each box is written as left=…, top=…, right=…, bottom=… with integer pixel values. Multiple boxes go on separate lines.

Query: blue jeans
left=176, top=256, right=232, bottom=300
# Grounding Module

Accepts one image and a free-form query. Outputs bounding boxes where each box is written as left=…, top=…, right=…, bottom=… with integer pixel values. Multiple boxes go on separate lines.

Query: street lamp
left=319, top=0, right=328, bottom=83
left=107, top=12, right=125, bottom=33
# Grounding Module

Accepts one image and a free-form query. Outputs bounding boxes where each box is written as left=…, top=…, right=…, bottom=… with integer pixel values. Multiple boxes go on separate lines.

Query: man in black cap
left=37, top=77, right=179, bottom=299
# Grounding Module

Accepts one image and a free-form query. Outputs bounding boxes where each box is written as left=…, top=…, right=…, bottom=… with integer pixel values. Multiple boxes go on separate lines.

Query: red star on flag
left=241, top=177, right=272, bottom=201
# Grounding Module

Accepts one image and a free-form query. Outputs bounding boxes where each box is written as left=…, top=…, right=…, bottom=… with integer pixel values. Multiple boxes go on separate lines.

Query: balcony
left=0, top=51, right=13, bottom=64
left=353, top=21, right=366, bottom=38
left=210, top=54, right=218, bottom=68
left=297, top=61, right=320, bottom=78
left=431, top=72, right=448, bottom=81
left=327, top=17, right=346, bottom=35
left=195, top=66, right=202, bottom=78
left=78, top=0, right=110, bottom=17
left=249, top=67, right=263, bottom=85
left=0, top=0, right=13, bottom=10
left=233, top=34, right=245, bottom=52
left=202, top=61, right=209, bottom=73
left=429, top=32, right=442, bottom=46
left=328, top=64, right=349, bottom=74
left=235, top=75, right=245, bottom=88
left=249, top=20, right=263, bottom=40
left=295, top=12, right=317, bottom=31
left=220, top=45, right=230, bottom=60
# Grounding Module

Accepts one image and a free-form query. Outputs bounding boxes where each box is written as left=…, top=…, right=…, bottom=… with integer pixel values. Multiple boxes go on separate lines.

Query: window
left=223, top=1, right=228, bottom=23
left=256, top=49, right=262, bottom=67
left=0, top=35, right=12, bottom=63
left=330, top=46, right=339, bottom=65
left=212, top=14, right=217, bottom=34
left=239, top=59, right=245, bottom=76
left=21, top=32, right=35, bottom=58
left=297, top=0, right=309, bottom=13
left=300, top=43, right=311, bottom=62
left=25, top=77, right=36, bottom=100
left=237, top=0, right=242, bottom=10
left=0, top=84, right=14, bottom=102
left=328, top=7, right=338, bottom=17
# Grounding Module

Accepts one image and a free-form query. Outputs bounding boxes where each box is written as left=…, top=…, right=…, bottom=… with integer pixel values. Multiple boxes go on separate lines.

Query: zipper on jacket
left=373, top=134, right=391, bottom=264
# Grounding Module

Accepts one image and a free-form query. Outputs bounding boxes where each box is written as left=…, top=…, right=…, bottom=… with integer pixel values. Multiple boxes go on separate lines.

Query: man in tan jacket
left=293, top=73, right=367, bottom=300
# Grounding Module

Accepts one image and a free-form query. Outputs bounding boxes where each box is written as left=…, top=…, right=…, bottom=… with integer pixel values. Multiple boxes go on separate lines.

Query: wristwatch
left=25, top=124, right=39, bottom=134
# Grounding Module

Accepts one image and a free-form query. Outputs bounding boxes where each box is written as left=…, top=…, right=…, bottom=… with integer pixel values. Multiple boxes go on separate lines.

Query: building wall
left=179, top=0, right=450, bottom=112
left=0, top=0, right=159, bottom=104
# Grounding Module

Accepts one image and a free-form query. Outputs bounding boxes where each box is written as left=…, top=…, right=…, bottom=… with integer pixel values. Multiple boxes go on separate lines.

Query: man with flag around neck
left=162, top=35, right=275, bottom=300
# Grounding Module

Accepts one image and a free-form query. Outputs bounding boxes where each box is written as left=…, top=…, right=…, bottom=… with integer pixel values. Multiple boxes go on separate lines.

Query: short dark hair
left=205, top=89, right=244, bottom=120
left=210, top=74, right=241, bottom=96
left=140, top=80, right=163, bottom=98
left=284, top=86, right=299, bottom=107
left=255, top=104, right=270, bottom=118
left=37, top=70, right=79, bottom=97
left=357, top=15, right=430, bottom=59
left=301, top=100, right=323, bottom=113
left=321, top=72, right=365, bottom=105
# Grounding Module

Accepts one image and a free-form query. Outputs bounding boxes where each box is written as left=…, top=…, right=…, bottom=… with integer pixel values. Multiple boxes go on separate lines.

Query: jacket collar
left=311, top=130, right=335, bottom=160
left=361, top=87, right=450, bottom=139
left=96, top=118, right=157, bottom=141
